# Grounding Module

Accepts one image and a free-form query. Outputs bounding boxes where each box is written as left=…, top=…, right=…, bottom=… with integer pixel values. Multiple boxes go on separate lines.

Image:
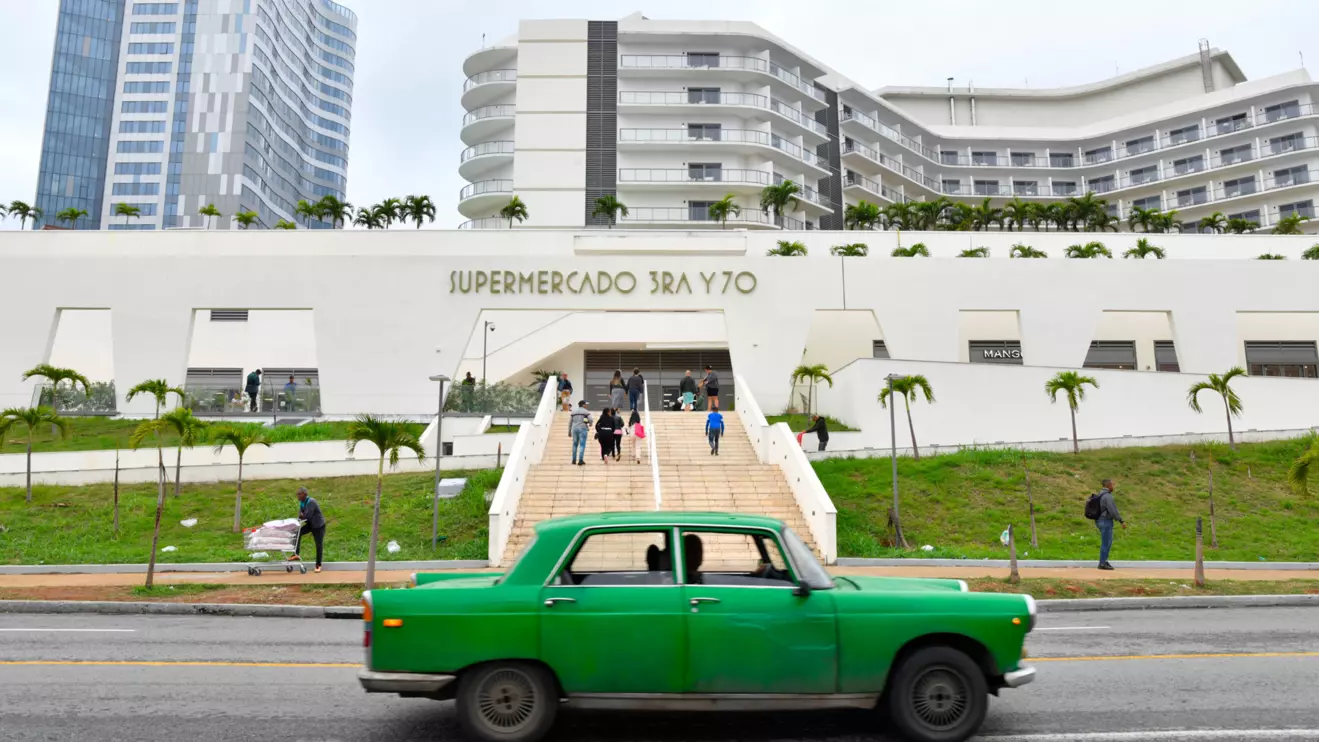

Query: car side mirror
left=793, top=583, right=812, bottom=598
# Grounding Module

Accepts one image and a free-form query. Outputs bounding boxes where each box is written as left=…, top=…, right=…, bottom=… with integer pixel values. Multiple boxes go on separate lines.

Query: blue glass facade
left=34, top=0, right=125, bottom=230
left=161, top=0, right=196, bottom=228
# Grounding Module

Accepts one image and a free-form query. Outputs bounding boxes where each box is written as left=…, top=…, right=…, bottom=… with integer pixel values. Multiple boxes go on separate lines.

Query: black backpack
left=1084, top=492, right=1103, bottom=520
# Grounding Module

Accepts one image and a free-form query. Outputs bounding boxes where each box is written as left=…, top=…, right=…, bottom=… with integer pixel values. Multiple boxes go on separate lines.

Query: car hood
left=833, top=575, right=968, bottom=593
left=415, top=574, right=503, bottom=589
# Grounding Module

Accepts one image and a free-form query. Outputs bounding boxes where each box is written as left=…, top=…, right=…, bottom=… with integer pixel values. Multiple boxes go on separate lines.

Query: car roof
left=533, top=511, right=785, bottom=535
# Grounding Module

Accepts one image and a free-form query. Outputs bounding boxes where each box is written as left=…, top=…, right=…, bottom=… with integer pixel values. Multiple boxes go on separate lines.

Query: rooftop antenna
left=482, top=32, right=486, bottom=49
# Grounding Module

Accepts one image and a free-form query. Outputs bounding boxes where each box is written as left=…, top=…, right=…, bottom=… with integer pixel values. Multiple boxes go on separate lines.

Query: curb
left=835, top=558, right=1319, bottom=571
left=0, top=560, right=490, bottom=576
left=1036, top=594, right=1319, bottom=612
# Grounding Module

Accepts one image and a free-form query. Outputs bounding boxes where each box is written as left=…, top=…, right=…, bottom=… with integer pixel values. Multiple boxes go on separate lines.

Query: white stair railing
left=643, top=382, right=661, bottom=510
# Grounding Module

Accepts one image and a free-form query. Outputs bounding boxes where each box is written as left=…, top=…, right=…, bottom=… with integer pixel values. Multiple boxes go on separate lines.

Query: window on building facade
left=1171, top=155, right=1205, bottom=175
left=1011, top=152, right=1036, bottom=167
left=1279, top=200, right=1315, bottom=219
left=872, top=340, right=889, bottom=359
left=1124, top=135, right=1155, bottom=155
left=1167, top=125, right=1201, bottom=145
left=1228, top=209, right=1261, bottom=223
left=1128, top=165, right=1159, bottom=185
left=122, top=100, right=168, bottom=114
left=110, top=201, right=158, bottom=216
left=969, top=341, right=1024, bottom=365
left=687, top=163, right=722, bottom=181
left=125, top=61, right=172, bottom=74
left=1132, top=195, right=1163, bottom=211
left=123, top=81, right=169, bottom=94
left=1272, top=165, right=1310, bottom=187
left=940, top=150, right=960, bottom=165
left=1268, top=132, right=1305, bottom=155
left=1087, top=174, right=1115, bottom=192
left=116, top=140, right=164, bottom=153
left=127, top=42, right=174, bottom=54
left=129, top=21, right=176, bottom=34
left=110, top=182, right=160, bottom=196
left=114, top=162, right=162, bottom=175
left=1154, top=341, right=1180, bottom=372
left=1222, top=175, right=1257, bottom=198
left=1218, top=143, right=1253, bottom=165
left=1175, top=186, right=1208, bottom=207
left=687, top=123, right=721, bottom=140
left=132, top=3, right=179, bottom=14
left=688, top=201, right=715, bottom=221
left=971, top=151, right=997, bottom=166
left=686, top=87, right=720, bottom=104
left=1262, top=100, right=1301, bottom=123
left=685, top=52, right=720, bottom=68
left=1013, top=181, right=1038, bottom=195
left=1050, top=152, right=1076, bottom=167
left=119, top=120, right=166, bottom=133
left=1215, top=112, right=1248, bottom=134
left=1052, top=181, right=1078, bottom=196
left=1084, top=145, right=1113, bottom=164
left=1083, top=341, right=1137, bottom=370
left=942, top=179, right=962, bottom=195
left=1245, top=341, right=1319, bottom=378
left=973, top=180, right=1000, bottom=195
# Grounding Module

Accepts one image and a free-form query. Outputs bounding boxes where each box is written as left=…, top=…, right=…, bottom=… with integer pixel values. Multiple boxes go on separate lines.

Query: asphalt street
left=0, top=608, right=1316, bottom=741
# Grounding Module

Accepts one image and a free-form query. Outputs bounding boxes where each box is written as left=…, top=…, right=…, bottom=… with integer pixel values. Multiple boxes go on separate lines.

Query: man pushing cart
left=242, top=486, right=327, bottom=576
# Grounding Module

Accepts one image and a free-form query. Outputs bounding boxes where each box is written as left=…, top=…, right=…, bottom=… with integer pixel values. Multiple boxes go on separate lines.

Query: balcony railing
left=460, top=140, right=515, bottom=162
left=618, top=54, right=827, bottom=102
left=1265, top=171, right=1314, bottom=191
left=1087, top=179, right=1117, bottom=194
left=619, top=207, right=806, bottom=229
left=183, top=381, right=321, bottom=416
left=458, top=217, right=509, bottom=229
left=617, top=128, right=823, bottom=169
left=459, top=179, right=513, bottom=201
left=618, top=91, right=827, bottom=136
left=618, top=168, right=773, bottom=186
left=463, top=68, right=517, bottom=91
left=844, top=171, right=882, bottom=196
left=30, top=381, right=117, bottom=415
left=462, top=104, right=514, bottom=126
left=1172, top=189, right=1211, bottom=208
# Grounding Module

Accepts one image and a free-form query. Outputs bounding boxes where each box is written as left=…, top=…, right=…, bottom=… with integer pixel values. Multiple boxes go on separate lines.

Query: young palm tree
left=0, top=407, right=68, bottom=503
left=1272, top=214, right=1309, bottom=235
left=352, top=206, right=382, bottom=229
left=1066, top=192, right=1105, bottom=231
left=1288, top=436, right=1319, bottom=495
left=376, top=197, right=405, bottom=228
left=1187, top=367, right=1246, bottom=450
left=844, top=200, right=882, bottom=230
left=830, top=243, right=868, bottom=256
left=789, top=364, right=833, bottom=417
left=401, top=194, right=436, bottom=229
left=767, top=239, right=808, bottom=256
left=347, top=414, right=426, bottom=590
left=1225, top=217, right=1259, bottom=234
left=1198, top=211, right=1228, bottom=234
left=1025, top=203, right=1046, bottom=232
left=114, top=203, right=142, bottom=227
left=891, top=243, right=930, bottom=257
left=21, top=364, right=91, bottom=419
left=232, top=210, right=259, bottom=229
left=884, top=202, right=917, bottom=230
left=294, top=199, right=320, bottom=228
left=1065, top=241, right=1112, bottom=259
left=1302, top=244, right=1319, bottom=260
left=707, top=194, right=741, bottom=228
left=759, top=180, right=800, bottom=227
left=1009, top=244, right=1047, bottom=258
left=198, top=203, right=222, bottom=229
left=1002, top=198, right=1033, bottom=232
left=499, top=195, right=529, bottom=229
left=970, top=197, right=1004, bottom=231
left=1045, top=371, right=1099, bottom=454
left=1126, top=206, right=1159, bottom=233
left=8, top=201, right=42, bottom=229
left=878, top=375, right=935, bottom=460
left=129, top=417, right=172, bottom=589
left=126, top=378, right=185, bottom=418
left=1123, top=238, right=1166, bottom=259
left=958, top=246, right=990, bottom=257
left=317, top=195, right=353, bottom=228
left=1149, top=211, right=1181, bottom=234
left=56, top=207, right=88, bottom=229
left=945, top=202, right=975, bottom=231
left=1087, top=210, right=1122, bottom=233
left=0, top=202, right=6, bottom=221
left=1257, top=253, right=1287, bottom=260
left=913, top=197, right=952, bottom=230
left=161, top=408, right=207, bottom=498
left=1042, top=202, right=1069, bottom=232
left=591, top=195, right=628, bottom=228
left=212, top=425, right=272, bottom=531
left=274, top=219, right=298, bottom=230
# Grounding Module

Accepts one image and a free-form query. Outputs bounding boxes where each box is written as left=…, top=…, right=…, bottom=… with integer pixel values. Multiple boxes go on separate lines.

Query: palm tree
left=945, top=202, right=975, bottom=231
left=1067, top=192, right=1106, bottom=231
left=1302, top=244, right=1319, bottom=260
left=1009, top=244, right=1047, bottom=258
left=499, top=195, right=529, bottom=229
left=161, top=408, right=206, bottom=498
left=958, top=247, right=990, bottom=257
left=1087, top=210, right=1122, bottom=233
left=400, top=194, right=436, bottom=229
left=1257, top=253, right=1287, bottom=260
left=1272, top=214, right=1309, bottom=235
left=1225, top=217, right=1259, bottom=234
left=844, top=200, right=882, bottom=230
left=969, top=197, right=1004, bottom=231
left=0, top=202, right=6, bottom=221
left=352, top=206, right=382, bottom=229
left=317, top=195, right=353, bottom=228
left=1287, top=436, right=1319, bottom=495
left=913, top=197, right=952, bottom=230
left=830, top=243, right=868, bottom=256
left=591, top=195, right=628, bottom=228
left=376, top=197, right=405, bottom=228
left=198, top=203, right=221, bottom=229
left=1123, top=238, right=1165, bottom=259
left=1065, top=241, right=1112, bottom=259
left=1025, top=203, right=1046, bottom=232
left=1127, top=206, right=1159, bottom=233
left=294, top=199, right=321, bottom=228
left=707, top=194, right=741, bottom=228
left=232, top=210, right=259, bottom=229
left=113, top=203, right=142, bottom=227
left=0, top=407, right=68, bottom=503
left=1045, top=371, right=1099, bottom=454
left=891, top=243, right=930, bottom=257
left=1149, top=211, right=1180, bottom=234
left=129, top=416, right=172, bottom=589
left=1002, top=198, right=1033, bottom=232
left=789, top=364, right=833, bottom=417
left=56, top=207, right=88, bottom=229
left=274, top=219, right=297, bottom=230
left=8, top=201, right=42, bottom=229
left=878, top=375, right=935, bottom=460
left=1187, top=367, right=1246, bottom=450
left=884, top=201, right=917, bottom=230
left=1042, top=202, right=1069, bottom=232
left=347, top=414, right=425, bottom=590
left=767, top=240, right=808, bottom=256
left=1199, top=211, right=1228, bottom=234
left=760, top=180, right=800, bottom=227
left=126, top=378, right=185, bottom=418
left=211, top=426, right=272, bottom=531
left=21, top=364, right=90, bottom=420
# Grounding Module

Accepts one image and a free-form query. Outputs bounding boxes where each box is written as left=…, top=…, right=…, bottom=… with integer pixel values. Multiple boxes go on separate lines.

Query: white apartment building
left=459, top=14, right=1319, bottom=232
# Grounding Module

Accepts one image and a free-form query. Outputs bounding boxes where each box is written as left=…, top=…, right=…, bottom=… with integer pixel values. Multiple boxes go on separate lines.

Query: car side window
left=680, top=530, right=795, bottom=587
left=553, top=529, right=675, bottom=586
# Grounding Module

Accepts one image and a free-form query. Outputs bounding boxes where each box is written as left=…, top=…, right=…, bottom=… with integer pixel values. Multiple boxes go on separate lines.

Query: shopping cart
left=242, top=518, right=307, bottom=576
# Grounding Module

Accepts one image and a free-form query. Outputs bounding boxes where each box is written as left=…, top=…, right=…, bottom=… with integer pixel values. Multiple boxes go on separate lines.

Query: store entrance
left=583, top=350, right=733, bottom=412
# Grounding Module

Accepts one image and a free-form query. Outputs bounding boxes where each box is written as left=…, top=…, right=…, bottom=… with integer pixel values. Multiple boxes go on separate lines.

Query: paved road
left=0, top=608, right=1316, bottom=741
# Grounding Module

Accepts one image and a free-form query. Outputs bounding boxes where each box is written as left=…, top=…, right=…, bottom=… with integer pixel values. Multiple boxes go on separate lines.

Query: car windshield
left=782, top=528, right=834, bottom=590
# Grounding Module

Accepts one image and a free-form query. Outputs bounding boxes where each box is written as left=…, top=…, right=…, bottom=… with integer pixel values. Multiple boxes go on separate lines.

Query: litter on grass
left=921, top=545, right=934, bottom=552
left=180, top=518, right=197, bottom=527
left=249, top=552, right=269, bottom=559
left=161, top=545, right=177, bottom=553
left=386, top=540, right=401, bottom=554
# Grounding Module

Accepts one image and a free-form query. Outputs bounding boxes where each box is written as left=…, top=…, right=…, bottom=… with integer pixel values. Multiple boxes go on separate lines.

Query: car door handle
left=689, top=597, right=721, bottom=605
left=544, top=597, right=577, bottom=606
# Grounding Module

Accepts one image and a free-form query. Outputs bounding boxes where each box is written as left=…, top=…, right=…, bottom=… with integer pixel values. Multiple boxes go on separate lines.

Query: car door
left=680, top=528, right=838, bottom=694
left=540, top=527, right=687, bottom=694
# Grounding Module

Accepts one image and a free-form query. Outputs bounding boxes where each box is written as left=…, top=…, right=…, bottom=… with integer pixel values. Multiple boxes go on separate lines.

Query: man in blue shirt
left=705, top=409, right=724, bottom=456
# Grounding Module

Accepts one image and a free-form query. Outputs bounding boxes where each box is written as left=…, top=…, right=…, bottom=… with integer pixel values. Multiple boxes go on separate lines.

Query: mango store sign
left=449, top=270, right=757, bottom=295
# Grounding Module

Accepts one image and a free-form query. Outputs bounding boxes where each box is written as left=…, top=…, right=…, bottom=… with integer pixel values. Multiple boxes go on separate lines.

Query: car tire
left=455, top=662, right=558, bottom=742
left=886, top=646, right=988, bottom=742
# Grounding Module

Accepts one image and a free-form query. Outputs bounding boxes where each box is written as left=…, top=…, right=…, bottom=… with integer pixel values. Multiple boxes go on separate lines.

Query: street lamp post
left=886, top=373, right=909, bottom=549
left=429, top=373, right=450, bottom=551
left=481, top=321, right=496, bottom=388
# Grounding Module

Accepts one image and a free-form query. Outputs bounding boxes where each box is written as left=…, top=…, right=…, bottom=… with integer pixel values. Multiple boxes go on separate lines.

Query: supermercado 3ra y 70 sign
left=449, top=270, right=756, bottom=295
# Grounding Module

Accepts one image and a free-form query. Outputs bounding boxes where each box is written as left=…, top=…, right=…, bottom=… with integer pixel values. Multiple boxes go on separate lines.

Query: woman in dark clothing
left=608, top=370, right=627, bottom=411
left=612, top=408, right=626, bottom=460
left=595, top=407, right=615, bottom=463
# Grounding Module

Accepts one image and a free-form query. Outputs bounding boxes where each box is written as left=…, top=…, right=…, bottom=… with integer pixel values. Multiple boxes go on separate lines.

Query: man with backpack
left=1085, top=478, right=1126, bottom=570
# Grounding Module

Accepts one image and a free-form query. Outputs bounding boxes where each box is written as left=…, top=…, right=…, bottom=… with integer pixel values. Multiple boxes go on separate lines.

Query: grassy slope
left=0, top=468, right=496, bottom=565
left=817, top=437, right=1319, bottom=562
left=765, top=414, right=858, bottom=432
left=3, top=419, right=425, bottom=454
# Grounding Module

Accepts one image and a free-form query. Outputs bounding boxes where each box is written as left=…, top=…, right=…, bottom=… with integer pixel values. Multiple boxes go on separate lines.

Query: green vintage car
left=359, top=512, right=1035, bottom=742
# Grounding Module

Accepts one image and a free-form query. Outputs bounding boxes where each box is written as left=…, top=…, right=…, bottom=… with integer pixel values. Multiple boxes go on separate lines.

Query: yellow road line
left=1032, top=651, right=1319, bottom=662
left=0, top=660, right=358, bottom=668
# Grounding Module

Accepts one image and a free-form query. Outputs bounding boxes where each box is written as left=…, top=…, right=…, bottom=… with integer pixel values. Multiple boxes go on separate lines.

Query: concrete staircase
left=502, top=410, right=814, bottom=565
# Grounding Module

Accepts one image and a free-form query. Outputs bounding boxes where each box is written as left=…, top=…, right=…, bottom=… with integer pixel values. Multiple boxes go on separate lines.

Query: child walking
left=629, top=410, right=645, bottom=464
left=705, top=407, right=724, bottom=456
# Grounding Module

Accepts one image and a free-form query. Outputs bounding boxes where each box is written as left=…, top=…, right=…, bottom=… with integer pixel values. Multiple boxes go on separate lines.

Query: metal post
left=429, top=374, right=450, bottom=551
left=1008, top=524, right=1020, bottom=584
left=1194, top=517, right=1205, bottom=588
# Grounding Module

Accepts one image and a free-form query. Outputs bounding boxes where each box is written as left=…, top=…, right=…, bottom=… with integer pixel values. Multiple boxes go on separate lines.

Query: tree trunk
left=1224, top=399, right=1236, bottom=450
left=1026, top=468, right=1039, bottom=548
left=1208, top=467, right=1219, bottom=549
left=1070, top=406, right=1079, bottom=454
left=174, top=445, right=183, bottom=498
left=232, top=456, right=244, bottom=533
left=145, top=445, right=166, bottom=589
left=1007, top=524, right=1020, bottom=584
left=25, top=438, right=33, bottom=504
left=365, top=457, right=385, bottom=590
left=113, top=445, right=120, bottom=535
left=50, top=384, right=60, bottom=435
left=904, top=397, right=920, bottom=461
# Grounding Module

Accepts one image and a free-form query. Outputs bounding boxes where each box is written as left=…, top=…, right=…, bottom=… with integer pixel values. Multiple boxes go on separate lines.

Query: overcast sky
left=3, top=0, right=1319, bottom=230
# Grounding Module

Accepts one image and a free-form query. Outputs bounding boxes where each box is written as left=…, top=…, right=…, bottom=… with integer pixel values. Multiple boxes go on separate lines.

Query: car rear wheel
left=455, top=662, right=558, bottom=742
left=886, top=646, right=988, bottom=742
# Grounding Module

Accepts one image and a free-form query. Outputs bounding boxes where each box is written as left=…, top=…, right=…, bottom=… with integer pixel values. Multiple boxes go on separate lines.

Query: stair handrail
left=643, top=382, right=661, bottom=510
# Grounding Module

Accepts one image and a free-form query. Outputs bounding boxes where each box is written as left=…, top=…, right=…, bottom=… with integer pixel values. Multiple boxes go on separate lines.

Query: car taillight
left=362, top=592, right=374, bottom=659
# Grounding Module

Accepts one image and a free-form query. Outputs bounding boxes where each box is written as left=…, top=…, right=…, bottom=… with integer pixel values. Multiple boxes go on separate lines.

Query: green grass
left=484, top=425, right=522, bottom=434
left=0, top=468, right=497, bottom=565
left=3, top=418, right=426, bottom=454
left=820, top=436, right=1319, bottom=562
left=765, top=414, right=858, bottom=432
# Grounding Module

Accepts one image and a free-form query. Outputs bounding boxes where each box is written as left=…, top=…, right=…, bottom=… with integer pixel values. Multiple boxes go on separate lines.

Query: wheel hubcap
left=476, top=669, right=538, bottom=731
left=911, top=666, right=969, bottom=730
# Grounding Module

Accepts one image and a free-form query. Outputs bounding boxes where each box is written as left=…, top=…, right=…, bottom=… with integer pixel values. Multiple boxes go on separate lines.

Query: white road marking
left=1034, top=625, right=1110, bottom=631
left=977, top=730, right=1319, bottom=741
left=0, top=629, right=136, bottom=633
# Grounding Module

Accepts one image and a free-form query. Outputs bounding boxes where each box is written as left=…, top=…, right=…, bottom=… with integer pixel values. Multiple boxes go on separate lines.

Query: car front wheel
left=887, top=646, right=988, bottom=742
left=455, top=662, right=558, bottom=742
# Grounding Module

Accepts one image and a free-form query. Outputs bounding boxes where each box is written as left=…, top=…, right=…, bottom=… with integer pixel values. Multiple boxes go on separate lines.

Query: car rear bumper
left=1002, top=665, right=1036, bottom=688
left=358, top=669, right=456, bottom=694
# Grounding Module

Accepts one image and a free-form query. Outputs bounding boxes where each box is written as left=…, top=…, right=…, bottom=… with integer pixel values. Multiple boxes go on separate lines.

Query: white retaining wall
left=487, top=381, right=559, bottom=564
